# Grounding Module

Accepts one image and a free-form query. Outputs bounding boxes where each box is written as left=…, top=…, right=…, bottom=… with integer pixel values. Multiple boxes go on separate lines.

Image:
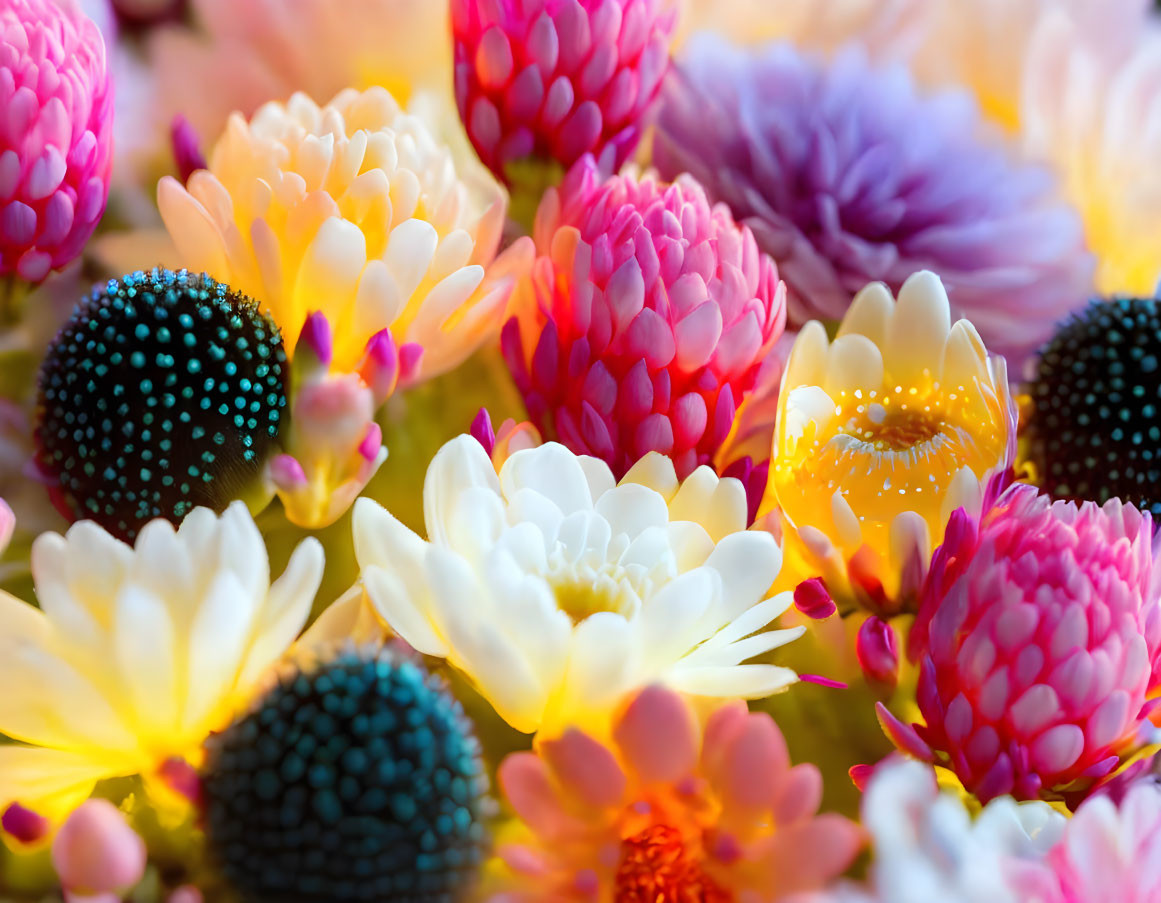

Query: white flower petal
left=665, top=663, right=799, bottom=698
left=423, top=435, right=501, bottom=545
left=362, top=565, right=448, bottom=657
left=702, top=530, right=781, bottom=620
left=595, top=483, right=671, bottom=541
left=501, top=442, right=596, bottom=515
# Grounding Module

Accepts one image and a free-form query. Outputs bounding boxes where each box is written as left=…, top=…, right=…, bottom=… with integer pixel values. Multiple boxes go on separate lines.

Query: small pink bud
left=857, top=616, right=900, bottom=688
left=358, top=422, right=382, bottom=462
left=358, top=329, right=399, bottom=404
left=170, top=115, right=206, bottom=183
left=297, top=311, right=333, bottom=368
left=2, top=802, right=48, bottom=844
left=399, top=342, right=424, bottom=384
left=794, top=578, right=836, bottom=620
left=157, top=756, right=202, bottom=808
left=471, top=408, right=497, bottom=456
left=52, top=800, right=146, bottom=894
left=269, top=454, right=308, bottom=490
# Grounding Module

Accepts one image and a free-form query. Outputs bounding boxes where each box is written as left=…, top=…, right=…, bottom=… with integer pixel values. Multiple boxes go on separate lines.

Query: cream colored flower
left=1023, top=11, right=1161, bottom=295
left=158, top=87, right=528, bottom=379
left=353, top=435, right=803, bottom=735
left=766, top=271, right=1016, bottom=610
left=156, top=87, right=532, bottom=527
left=0, top=502, right=322, bottom=820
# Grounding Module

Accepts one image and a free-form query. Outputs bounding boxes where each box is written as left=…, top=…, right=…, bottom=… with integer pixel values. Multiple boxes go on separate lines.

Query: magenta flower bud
left=504, top=156, right=787, bottom=477
left=857, top=616, right=900, bottom=688
left=794, top=577, right=836, bottom=621
left=296, top=310, right=334, bottom=368
left=268, top=453, right=308, bottom=491
left=51, top=799, right=146, bottom=895
left=470, top=407, right=497, bottom=457
left=1, top=0, right=113, bottom=283
left=169, top=114, right=206, bottom=183
left=2, top=802, right=48, bottom=845
left=452, top=0, right=676, bottom=181
left=399, top=341, right=424, bottom=385
left=358, top=329, right=400, bottom=405
left=358, top=422, right=382, bottom=462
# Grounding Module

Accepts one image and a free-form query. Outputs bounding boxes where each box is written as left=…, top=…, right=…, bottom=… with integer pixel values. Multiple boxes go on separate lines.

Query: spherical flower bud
left=202, top=646, right=489, bottom=903
left=1023, top=297, right=1161, bottom=520
left=503, top=155, right=787, bottom=478
left=51, top=799, right=146, bottom=896
left=0, top=0, right=113, bottom=283
left=453, top=0, right=676, bottom=181
left=881, top=482, right=1161, bottom=804
left=857, top=615, right=900, bottom=689
left=35, top=269, right=288, bottom=542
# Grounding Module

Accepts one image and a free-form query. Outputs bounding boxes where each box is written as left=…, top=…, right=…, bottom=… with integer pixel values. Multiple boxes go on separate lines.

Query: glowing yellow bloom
left=766, top=271, right=1016, bottom=610
left=157, top=87, right=532, bottom=527
left=0, top=503, right=322, bottom=821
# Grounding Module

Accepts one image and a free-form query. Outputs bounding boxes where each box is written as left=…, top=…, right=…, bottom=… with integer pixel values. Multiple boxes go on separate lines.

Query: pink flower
left=880, top=482, right=1161, bottom=803
left=1, top=0, right=112, bottom=283
left=453, top=0, right=675, bottom=180
left=1029, top=780, right=1161, bottom=903
left=51, top=799, right=146, bottom=896
left=492, top=685, right=862, bottom=901
left=503, top=155, right=787, bottom=478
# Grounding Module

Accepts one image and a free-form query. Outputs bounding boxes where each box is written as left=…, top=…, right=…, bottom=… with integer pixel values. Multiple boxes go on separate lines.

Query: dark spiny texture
left=36, top=268, right=287, bottom=541
left=201, top=648, right=489, bottom=903
left=1025, top=297, right=1161, bottom=518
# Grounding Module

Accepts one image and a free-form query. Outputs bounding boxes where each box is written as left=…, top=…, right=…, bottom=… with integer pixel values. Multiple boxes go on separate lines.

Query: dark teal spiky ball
left=201, top=647, right=490, bottom=903
left=35, top=268, right=288, bottom=541
left=1024, top=297, right=1161, bottom=519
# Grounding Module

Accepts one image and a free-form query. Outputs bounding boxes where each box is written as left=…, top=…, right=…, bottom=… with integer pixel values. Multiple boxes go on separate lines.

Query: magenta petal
left=875, top=702, right=934, bottom=761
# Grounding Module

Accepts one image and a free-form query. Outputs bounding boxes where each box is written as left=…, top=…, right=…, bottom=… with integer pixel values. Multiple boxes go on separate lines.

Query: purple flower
left=653, top=36, right=1095, bottom=372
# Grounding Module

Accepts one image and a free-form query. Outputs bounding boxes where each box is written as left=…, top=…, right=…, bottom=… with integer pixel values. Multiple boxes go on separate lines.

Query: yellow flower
left=156, top=87, right=532, bottom=527
left=765, top=271, right=1016, bottom=610
left=0, top=503, right=322, bottom=821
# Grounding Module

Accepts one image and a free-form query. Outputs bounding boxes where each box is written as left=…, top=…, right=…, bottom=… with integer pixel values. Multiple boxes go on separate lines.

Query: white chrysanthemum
left=158, top=86, right=530, bottom=379
left=0, top=502, right=323, bottom=820
left=353, top=436, right=803, bottom=735
left=829, top=760, right=1065, bottom=903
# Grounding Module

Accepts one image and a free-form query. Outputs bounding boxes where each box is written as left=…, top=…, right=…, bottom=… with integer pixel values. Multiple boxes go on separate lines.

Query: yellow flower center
left=774, top=383, right=1006, bottom=556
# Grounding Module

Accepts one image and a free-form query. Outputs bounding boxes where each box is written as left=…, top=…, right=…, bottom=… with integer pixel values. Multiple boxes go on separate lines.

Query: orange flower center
left=613, top=824, right=732, bottom=903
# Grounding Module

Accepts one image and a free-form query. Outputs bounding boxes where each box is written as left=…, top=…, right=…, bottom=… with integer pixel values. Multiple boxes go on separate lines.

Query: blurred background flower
left=1, top=0, right=112, bottom=288
left=654, top=37, right=1093, bottom=370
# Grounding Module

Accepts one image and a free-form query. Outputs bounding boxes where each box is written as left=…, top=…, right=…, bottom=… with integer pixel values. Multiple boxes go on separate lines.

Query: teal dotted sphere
left=201, top=647, right=490, bottom=903
left=1025, top=297, right=1161, bottom=519
left=36, top=268, right=288, bottom=541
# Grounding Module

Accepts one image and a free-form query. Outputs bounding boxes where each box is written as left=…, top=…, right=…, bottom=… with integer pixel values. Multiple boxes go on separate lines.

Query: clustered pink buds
left=1, top=0, right=112, bottom=283
left=503, top=156, right=787, bottom=478
left=881, top=483, right=1161, bottom=802
left=453, top=0, right=675, bottom=180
